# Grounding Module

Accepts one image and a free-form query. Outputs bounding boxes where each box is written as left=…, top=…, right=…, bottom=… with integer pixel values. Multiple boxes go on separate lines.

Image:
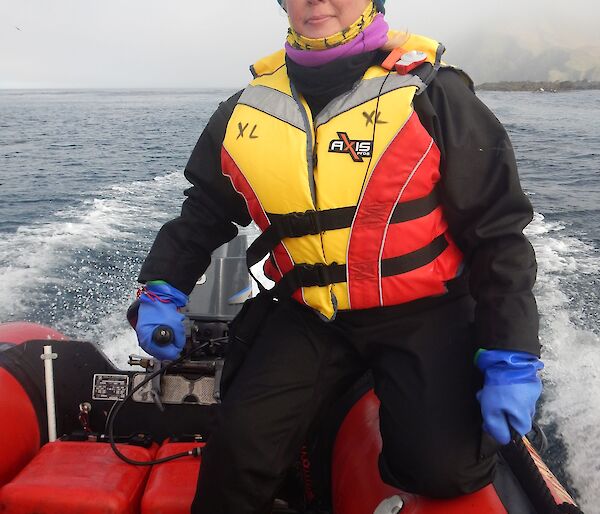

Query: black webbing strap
left=246, top=188, right=439, bottom=270
left=412, top=43, right=446, bottom=88
left=247, top=206, right=354, bottom=269
left=381, top=234, right=448, bottom=277
left=269, top=234, right=448, bottom=298
left=270, top=262, right=346, bottom=298
left=389, top=187, right=440, bottom=224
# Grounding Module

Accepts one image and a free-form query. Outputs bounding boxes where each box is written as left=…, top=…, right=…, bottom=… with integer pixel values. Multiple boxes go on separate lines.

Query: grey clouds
left=1, top=0, right=598, bottom=88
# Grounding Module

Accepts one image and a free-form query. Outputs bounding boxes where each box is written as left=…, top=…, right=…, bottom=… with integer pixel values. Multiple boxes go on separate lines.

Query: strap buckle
left=302, top=209, right=322, bottom=235
left=276, top=210, right=322, bottom=238
left=298, top=262, right=332, bottom=288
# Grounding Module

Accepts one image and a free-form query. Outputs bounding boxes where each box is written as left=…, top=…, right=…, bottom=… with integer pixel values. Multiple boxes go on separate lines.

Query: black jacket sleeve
left=414, top=68, right=540, bottom=356
left=138, top=90, right=252, bottom=295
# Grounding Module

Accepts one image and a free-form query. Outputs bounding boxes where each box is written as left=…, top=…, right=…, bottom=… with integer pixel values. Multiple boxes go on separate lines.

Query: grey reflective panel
left=315, top=73, right=424, bottom=128
left=238, top=85, right=305, bottom=132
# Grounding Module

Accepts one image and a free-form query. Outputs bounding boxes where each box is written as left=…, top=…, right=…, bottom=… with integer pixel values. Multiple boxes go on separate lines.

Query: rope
left=501, top=433, right=580, bottom=514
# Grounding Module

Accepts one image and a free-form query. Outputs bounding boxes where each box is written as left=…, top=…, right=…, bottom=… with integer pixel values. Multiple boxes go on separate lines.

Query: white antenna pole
left=41, top=345, right=58, bottom=442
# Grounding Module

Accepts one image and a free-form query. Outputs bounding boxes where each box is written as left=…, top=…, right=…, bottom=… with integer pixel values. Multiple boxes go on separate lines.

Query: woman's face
left=285, top=0, right=371, bottom=39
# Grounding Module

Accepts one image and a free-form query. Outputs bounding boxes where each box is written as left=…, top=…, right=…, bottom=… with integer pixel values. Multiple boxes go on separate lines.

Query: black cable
left=107, top=337, right=228, bottom=466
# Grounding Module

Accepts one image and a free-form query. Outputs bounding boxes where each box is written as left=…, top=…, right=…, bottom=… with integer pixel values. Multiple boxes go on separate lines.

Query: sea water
left=1, top=88, right=599, bottom=512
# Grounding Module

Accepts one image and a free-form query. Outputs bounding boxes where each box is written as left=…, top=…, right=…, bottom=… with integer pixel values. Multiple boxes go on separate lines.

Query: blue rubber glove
left=476, top=349, right=544, bottom=445
left=135, top=281, right=188, bottom=361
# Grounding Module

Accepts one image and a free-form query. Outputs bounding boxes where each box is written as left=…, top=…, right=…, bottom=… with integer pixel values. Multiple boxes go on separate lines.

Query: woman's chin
left=299, top=19, right=341, bottom=39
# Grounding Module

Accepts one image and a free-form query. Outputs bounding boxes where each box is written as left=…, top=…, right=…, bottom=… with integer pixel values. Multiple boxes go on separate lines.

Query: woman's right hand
left=134, top=282, right=188, bottom=361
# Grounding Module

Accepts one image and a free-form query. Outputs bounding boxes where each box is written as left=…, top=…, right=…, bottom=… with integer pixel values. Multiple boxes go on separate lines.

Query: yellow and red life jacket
left=221, top=34, right=464, bottom=320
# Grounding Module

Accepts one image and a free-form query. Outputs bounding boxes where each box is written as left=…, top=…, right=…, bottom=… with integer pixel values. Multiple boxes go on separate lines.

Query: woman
left=135, top=0, right=544, bottom=512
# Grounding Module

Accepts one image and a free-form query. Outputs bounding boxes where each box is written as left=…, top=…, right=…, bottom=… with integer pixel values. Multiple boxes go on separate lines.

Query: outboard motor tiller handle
left=126, top=299, right=174, bottom=346
left=152, top=326, right=174, bottom=345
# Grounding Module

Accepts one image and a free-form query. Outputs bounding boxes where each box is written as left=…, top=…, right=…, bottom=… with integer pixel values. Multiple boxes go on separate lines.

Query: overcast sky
left=1, top=0, right=598, bottom=88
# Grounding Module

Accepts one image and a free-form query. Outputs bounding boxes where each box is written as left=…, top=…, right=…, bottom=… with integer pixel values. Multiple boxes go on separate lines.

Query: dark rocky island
left=476, top=80, right=600, bottom=92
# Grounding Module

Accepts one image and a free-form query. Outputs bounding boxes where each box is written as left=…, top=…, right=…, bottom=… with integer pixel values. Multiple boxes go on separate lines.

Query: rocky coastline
left=476, top=80, right=600, bottom=92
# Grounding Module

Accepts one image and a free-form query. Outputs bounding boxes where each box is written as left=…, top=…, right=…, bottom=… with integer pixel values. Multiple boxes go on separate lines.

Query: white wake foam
left=0, top=170, right=186, bottom=323
left=526, top=212, right=600, bottom=512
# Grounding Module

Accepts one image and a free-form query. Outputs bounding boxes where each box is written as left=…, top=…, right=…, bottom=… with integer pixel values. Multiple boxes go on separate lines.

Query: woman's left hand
left=476, top=349, right=544, bottom=445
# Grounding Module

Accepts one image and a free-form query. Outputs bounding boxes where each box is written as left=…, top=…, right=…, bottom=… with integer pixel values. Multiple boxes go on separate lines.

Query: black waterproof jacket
left=139, top=52, right=540, bottom=356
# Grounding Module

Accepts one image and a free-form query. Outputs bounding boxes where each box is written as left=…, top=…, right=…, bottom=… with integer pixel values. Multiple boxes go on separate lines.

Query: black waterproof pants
left=191, top=294, right=498, bottom=514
